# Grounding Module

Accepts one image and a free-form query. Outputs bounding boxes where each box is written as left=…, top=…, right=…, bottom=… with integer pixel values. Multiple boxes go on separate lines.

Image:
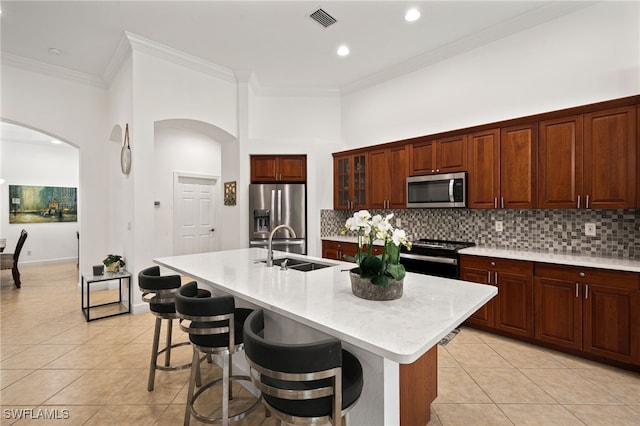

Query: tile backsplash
left=321, top=209, right=640, bottom=260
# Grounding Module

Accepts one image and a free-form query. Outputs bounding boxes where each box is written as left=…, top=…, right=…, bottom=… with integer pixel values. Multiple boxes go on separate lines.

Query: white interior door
left=173, top=174, right=218, bottom=255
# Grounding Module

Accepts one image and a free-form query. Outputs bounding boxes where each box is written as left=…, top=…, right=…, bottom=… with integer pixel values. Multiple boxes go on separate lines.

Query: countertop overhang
left=155, top=248, right=497, bottom=364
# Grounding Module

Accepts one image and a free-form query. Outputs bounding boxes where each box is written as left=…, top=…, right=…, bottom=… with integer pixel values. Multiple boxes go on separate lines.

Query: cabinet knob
left=490, top=261, right=496, bottom=266
left=436, top=169, right=440, bottom=173
left=579, top=272, right=585, bottom=277
left=431, top=169, right=435, bottom=173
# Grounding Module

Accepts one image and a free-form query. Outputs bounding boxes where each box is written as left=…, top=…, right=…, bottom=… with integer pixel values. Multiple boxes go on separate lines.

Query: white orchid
left=340, top=210, right=412, bottom=287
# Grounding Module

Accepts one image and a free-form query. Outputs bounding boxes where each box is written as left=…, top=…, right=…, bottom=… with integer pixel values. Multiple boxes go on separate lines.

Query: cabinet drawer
left=535, top=263, right=640, bottom=289
left=460, top=255, right=533, bottom=274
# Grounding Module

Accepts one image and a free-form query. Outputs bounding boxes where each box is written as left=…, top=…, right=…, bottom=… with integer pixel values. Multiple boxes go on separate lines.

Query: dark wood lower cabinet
left=535, top=263, right=640, bottom=365
left=460, top=256, right=533, bottom=338
left=461, top=257, right=640, bottom=368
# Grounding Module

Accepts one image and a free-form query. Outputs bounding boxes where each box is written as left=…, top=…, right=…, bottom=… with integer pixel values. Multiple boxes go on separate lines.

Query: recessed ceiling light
left=48, top=47, right=63, bottom=55
left=51, top=139, right=61, bottom=144
left=404, top=8, right=421, bottom=22
left=337, top=45, right=350, bottom=57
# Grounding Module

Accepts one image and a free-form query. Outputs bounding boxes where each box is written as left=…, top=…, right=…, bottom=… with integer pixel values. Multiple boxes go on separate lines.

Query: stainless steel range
left=400, top=239, right=475, bottom=279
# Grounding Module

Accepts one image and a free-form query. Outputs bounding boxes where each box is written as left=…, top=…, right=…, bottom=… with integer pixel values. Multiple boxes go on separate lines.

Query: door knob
left=210, top=228, right=215, bottom=232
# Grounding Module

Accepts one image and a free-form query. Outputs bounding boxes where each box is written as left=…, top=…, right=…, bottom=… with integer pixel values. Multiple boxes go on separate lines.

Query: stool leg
left=184, top=346, right=199, bottom=426
left=165, top=319, right=173, bottom=367
left=222, top=352, right=229, bottom=426
left=195, top=351, right=202, bottom=388
left=148, top=317, right=162, bottom=391
left=228, top=352, right=233, bottom=400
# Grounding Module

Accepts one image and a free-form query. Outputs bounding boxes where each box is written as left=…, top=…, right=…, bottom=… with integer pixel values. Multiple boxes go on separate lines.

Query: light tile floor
left=1, top=263, right=639, bottom=425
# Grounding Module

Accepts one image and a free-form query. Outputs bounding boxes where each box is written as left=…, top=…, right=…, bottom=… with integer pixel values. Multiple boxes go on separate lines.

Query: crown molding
left=1, top=53, right=106, bottom=88
left=102, top=32, right=132, bottom=84
left=124, top=32, right=236, bottom=83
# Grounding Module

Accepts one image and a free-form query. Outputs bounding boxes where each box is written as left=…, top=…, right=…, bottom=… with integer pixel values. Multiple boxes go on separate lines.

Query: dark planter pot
left=349, top=269, right=403, bottom=301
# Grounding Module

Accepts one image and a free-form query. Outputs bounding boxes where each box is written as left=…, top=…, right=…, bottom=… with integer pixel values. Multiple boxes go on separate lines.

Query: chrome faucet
left=266, top=224, right=297, bottom=267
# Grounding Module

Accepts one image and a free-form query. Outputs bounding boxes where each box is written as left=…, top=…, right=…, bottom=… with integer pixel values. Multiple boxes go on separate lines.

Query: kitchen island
left=155, top=248, right=497, bottom=425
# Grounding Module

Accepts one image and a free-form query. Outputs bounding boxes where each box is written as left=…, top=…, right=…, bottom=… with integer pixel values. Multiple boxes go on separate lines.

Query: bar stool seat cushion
left=261, top=349, right=363, bottom=418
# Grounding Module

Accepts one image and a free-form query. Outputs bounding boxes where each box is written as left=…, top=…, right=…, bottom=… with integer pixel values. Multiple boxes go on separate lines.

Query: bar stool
left=243, top=309, right=364, bottom=426
left=138, top=266, right=210, bottom=391
left=175, top=281, right=261, bottom=425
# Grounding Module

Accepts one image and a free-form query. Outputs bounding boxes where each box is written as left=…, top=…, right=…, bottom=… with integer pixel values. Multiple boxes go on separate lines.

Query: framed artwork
left=9, top=185, right=78, bottom=223
left=224, top=181, right=236, bottom=206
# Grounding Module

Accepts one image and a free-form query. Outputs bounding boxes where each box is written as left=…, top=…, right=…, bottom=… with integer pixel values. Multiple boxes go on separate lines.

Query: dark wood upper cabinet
left=333, top=96, right=638, bottom=211
left=500, top=124, right=538, bottom=209
left=539, top=105, right=636, bottom=209
left=467, top=129, right=501, bottom=209
left=369, top=145, right=409, bottom=209
left=538, top=115, right=584, bottom=208
left=583, top=106, right=637, bottom=209
left=409, top=135, right=466, bottom=176
left=333, top=153, right=367, bottom=210
left=467, top=124, right=536, bottom=209
left=250, top=155, right=306, bottom=183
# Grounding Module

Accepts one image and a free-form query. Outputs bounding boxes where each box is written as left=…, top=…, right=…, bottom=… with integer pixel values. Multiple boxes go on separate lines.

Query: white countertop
left=322, top=236, right=640, bottom=273
left=459, top=247, right=640, bottom=273
left=322, top=235, right=385, bottom=246
left=155, top=248, right=496, bottom=364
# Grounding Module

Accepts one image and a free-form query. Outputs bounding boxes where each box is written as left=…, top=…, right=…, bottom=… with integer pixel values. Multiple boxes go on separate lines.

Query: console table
left=81, top=271, right=131, bottom=322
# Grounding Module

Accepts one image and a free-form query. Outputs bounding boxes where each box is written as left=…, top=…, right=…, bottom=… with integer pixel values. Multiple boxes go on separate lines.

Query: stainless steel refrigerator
left=249, top=183, right=306, bottom=254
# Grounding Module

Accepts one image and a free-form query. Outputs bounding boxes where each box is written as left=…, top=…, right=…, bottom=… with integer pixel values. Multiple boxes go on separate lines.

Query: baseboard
left=20, top=257, right=78, bottom=267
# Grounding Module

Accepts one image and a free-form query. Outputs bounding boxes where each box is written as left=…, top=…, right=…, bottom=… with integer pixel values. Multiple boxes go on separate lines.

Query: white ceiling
left=1, top=1, right=595, bottom=93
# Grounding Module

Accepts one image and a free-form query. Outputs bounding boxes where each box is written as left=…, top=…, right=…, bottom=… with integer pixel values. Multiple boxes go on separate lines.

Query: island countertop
left=155, top=248, right=496, bottom=364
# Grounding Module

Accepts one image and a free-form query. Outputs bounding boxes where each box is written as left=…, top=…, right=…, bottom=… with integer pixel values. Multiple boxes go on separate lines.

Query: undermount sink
left=259, top=257, right=336, bottom=272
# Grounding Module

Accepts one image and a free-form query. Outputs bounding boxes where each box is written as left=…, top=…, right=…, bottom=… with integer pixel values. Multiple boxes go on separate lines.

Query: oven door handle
left=400, top=253, right=458, bottom=265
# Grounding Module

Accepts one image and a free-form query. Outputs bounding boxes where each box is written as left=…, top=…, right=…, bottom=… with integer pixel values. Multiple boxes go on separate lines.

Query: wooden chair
left=1, top=229, right=28, bottom=288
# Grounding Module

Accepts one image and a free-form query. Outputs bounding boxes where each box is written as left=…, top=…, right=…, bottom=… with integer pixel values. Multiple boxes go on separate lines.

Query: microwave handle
left=449, top=179, right=455, bottom=203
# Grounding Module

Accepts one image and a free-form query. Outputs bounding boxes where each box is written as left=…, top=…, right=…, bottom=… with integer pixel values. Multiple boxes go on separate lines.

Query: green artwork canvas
left=9, top=185, right=77, bottom=223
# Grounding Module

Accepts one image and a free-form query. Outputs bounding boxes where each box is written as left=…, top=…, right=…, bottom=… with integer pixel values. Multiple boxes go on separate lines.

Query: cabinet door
left=494, top=270, right=533, bottom=337
left=500, top=124, right=537, bottom=209
left=460, top=264, right=494, bottom=328
left=583, top=105, right=637, bottom=209
left=251, top=155, right=279, bottom=182
left=583, top=283, right=640, bottom=364
left=467, top=129, right=500, bottom=209
left=352, top=155, right=368, bottom=209
left=437, top=135, right=467, bottom=174
left=278, top=155, right=307, bottom=182
left=334, top=156, right=352, bottom=210
left=409, top=139, right=436, bottom=176
left=538, top=115, right=583, bottom=208
left=368, top=148, right=391, bottom=209
left=534, top=275, right=582, bottom=351
left=389, top=145, right=409, bottom=208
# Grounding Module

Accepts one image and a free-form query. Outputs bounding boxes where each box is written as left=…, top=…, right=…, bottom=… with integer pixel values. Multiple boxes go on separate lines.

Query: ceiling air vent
left=309, top=8, right=337, bottom=28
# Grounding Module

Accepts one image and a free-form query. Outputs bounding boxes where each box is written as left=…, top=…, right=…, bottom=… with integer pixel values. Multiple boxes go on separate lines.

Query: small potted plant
left=103, top=254, right=125, bottom=273
left=340, top=210, right=411, bottom=300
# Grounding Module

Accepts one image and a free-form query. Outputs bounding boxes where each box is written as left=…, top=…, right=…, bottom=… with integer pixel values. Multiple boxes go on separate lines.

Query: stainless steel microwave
left=406, top=172, right=467, bottom=208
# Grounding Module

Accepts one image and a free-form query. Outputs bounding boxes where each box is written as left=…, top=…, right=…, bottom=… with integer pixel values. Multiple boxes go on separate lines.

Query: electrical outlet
left=585, top=223, right=596, bottom=236
left=395, top=218, right=401, bottom=227
left=495, top=221, right=503, bottom=232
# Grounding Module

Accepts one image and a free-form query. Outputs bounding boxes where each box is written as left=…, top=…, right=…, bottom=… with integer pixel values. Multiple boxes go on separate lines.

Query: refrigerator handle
left=270, top=189, right=276, bottom=231
left=277, top=189, right=282, bottom=225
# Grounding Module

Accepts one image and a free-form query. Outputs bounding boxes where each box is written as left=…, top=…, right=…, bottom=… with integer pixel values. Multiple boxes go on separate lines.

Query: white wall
left=126, top=49, right=238, bottom=312
left=0, top=140, right=79, bottom=265
left=342, top=2, right=640, bottom=147
left=247, top=93, right=343, bottom=256
left=0, top=65, right=110, bottom=277
left=153, top=124, right=222, bottom=258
